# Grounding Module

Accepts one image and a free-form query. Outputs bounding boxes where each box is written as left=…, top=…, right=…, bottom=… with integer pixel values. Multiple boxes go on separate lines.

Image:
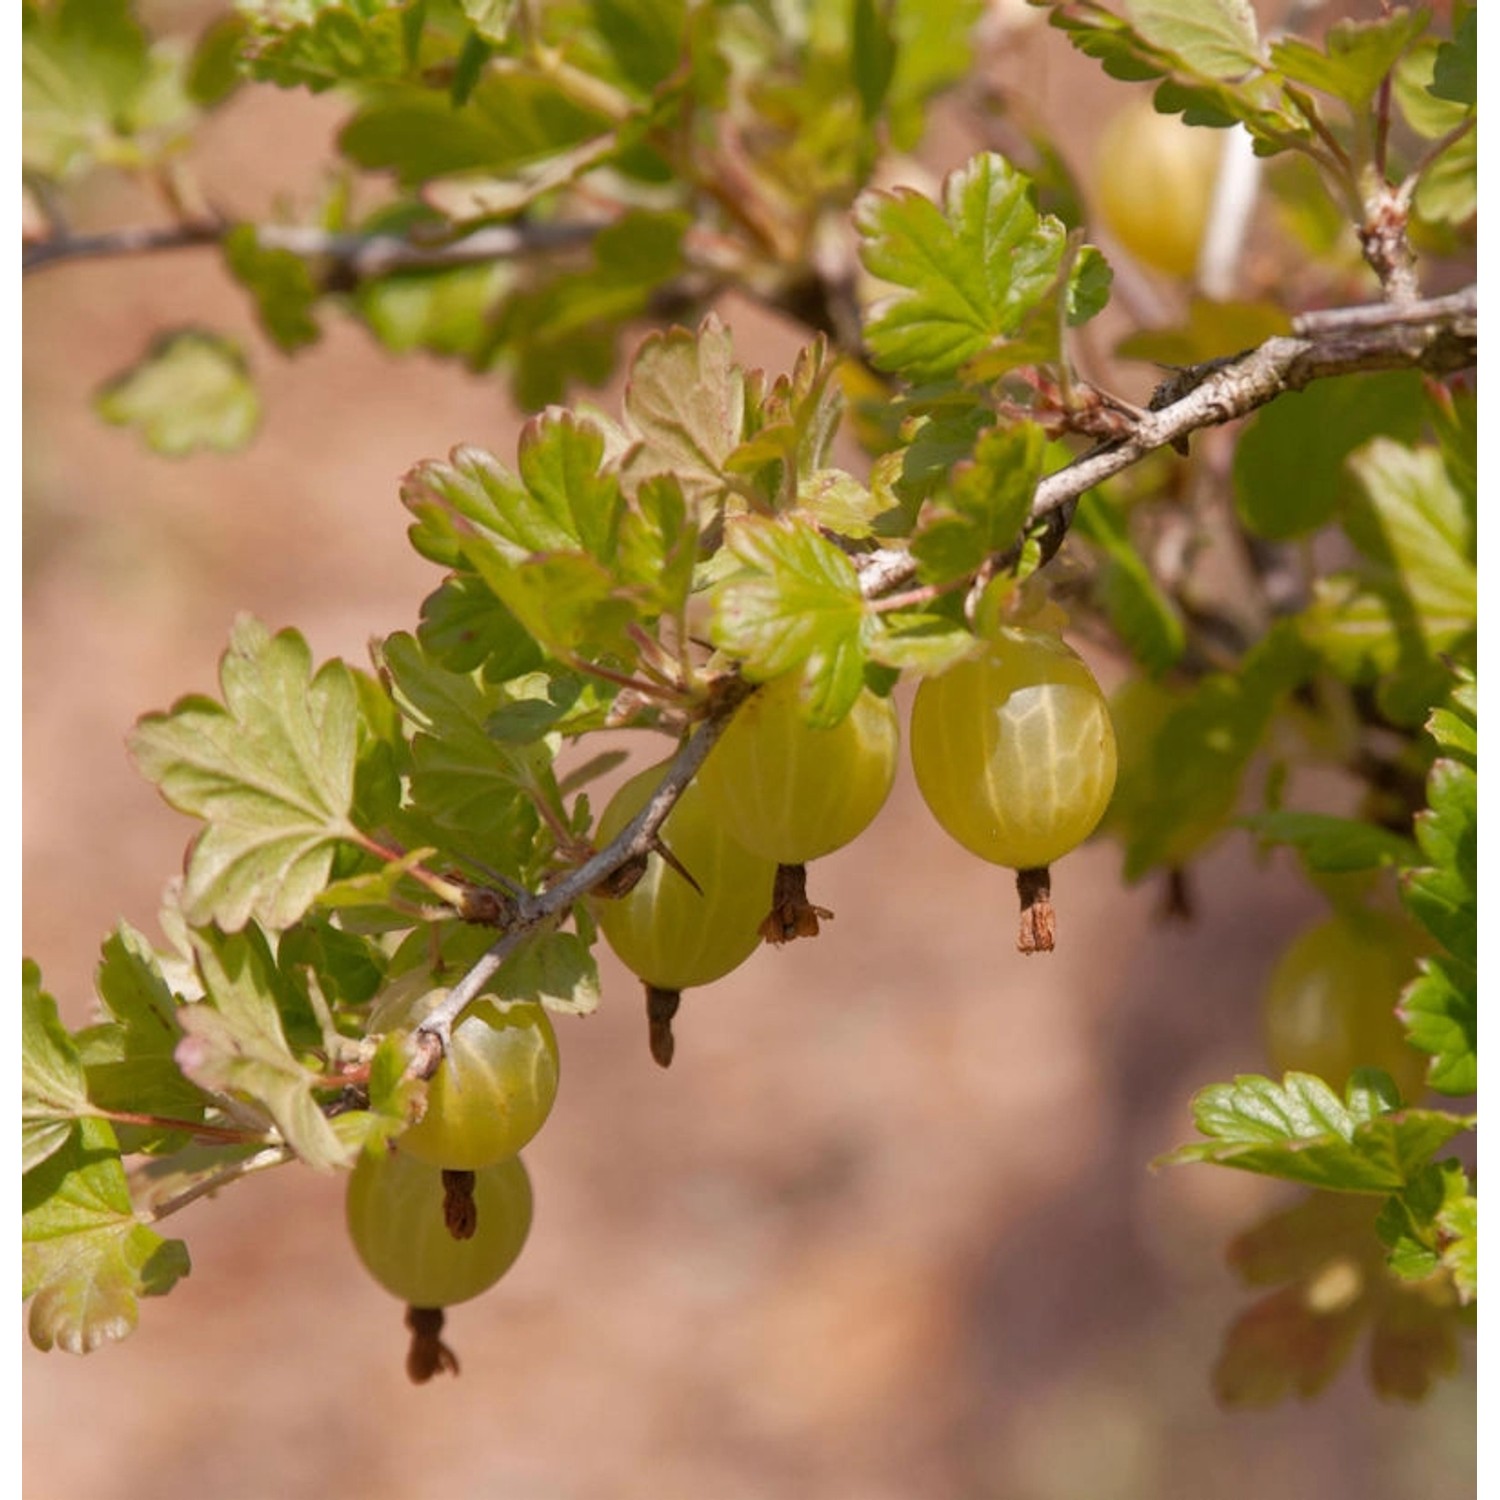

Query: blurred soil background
left=22, top=3, right=1475, bottom=1497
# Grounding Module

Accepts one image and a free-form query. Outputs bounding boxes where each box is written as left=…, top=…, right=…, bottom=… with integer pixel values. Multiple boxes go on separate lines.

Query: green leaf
left=22, top=962, right=91, bottom=1173
left=338, top=67, right=611, bottom=183
left=1071, top=489, right=1185, bottom=673
left=1127, top=0, right=1261, bottom=79
left=851, top=0, right=897, bottom=120
left=222, top=225, right=322, bottom=352
left=910, top=421, right=1047, bottom=584
left=854, top=152, right=1105, bottom=382
left=458, top=0, right=515, bottom=45
left=1429, top=8, right=1476, bottom=107
left=375, top=631, right=547, bottom=879
left=1157, top=1072, right=1473, bottom=1193
left=23, top=0, right=192, bottom=180
left=709, top=515, right=872, bottom=726
left=1243, top=811, right=1418, bottom=874
left=1377, top=1161, right=1476, bottom=1300
left=495, top=929, right=601, bottom=1017
left=725, top=337, right=843, bottom=511
left=1402, top=758, right=1476, bottom=965
left=129, top=617, right=362, bottom=933
left=416, top=572, right=545, bottom=682
left=1232, top=372, right=1426, bottom=540
left=354, top=260, right=511, bottom=363
left=331, top=1032, right=424, bottom=1155
left=76, top=925, right=213, bottom=1136
left=95, top=330, right=260, bottom=456
left=239, top=0, right=419, bottom=92
left=1114, top=623, right=1310, bottom=879
left=186, top=12, right=250, bottom=107
left=184, top=926, right=351, bottom=1171
left=620, top=315, right=746, bottom=509
left=484, top=210, right=689, bottom=409
left=23, top=1115, right=190, bottom=1352
left=1269, top=12, right=1430, bottom=112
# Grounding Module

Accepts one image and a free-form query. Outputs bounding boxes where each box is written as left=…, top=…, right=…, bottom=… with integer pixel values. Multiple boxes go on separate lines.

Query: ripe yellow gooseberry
left=1094, top=97, right=1225, bottom=278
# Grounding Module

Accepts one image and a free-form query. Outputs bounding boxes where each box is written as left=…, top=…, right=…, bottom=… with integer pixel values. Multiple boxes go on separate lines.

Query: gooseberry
left=909, top=628, right=1117, bottom=949
left=396, top=992, right=559, bottom=1171
left=1264, top=911, right=1427, bottom=1100
left=590, top=759, right=777, bottom=1065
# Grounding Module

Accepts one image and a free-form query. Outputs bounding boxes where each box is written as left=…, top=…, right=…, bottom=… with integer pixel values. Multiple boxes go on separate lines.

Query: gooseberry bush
left=23, top=0, right=1475, bottom=1404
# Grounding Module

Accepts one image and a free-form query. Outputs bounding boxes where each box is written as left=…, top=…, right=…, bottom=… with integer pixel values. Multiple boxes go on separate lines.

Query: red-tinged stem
left=100, top=1109, right=273, bottom=1145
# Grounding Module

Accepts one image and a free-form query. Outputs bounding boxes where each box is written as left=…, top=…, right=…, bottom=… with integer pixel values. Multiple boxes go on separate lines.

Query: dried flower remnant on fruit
left=646, top=986, right=680, bottom=1068
left=910, top=629, right=1117, bottom=951
left=443, top=1169, right=477, bottom=1241
left=406, top=1306, right=460, bottom=1384
left=760, top=862, right=833, bottom=944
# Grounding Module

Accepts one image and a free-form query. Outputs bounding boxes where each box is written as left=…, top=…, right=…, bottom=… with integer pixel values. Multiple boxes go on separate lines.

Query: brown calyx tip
left=1158, top=867, right=1194, bottom=923
left=442, top=1169, right=478, bottom=1240
left=760, top=863, right=834, bottom=945
left=405, top=1306, right=460, bottom=1384
left=646, top=985, right=681, bottom=1069
left=1015, top=866, right=1056, bottom=955
left=591, top=852, right=649, bottom=900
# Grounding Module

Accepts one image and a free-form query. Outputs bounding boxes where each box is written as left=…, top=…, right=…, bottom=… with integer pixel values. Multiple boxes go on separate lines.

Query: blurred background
left=22, top=3, right=1475, bottom=1496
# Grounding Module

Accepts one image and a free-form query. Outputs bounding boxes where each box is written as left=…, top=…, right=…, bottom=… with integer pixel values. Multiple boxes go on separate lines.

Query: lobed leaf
left=183, top=926, right=350, bottom=1171
left=1158, top=1072, right=1473, bottom=1193
left=223, top=225, right=323, bottom=352
left=621, top=315, right=747, bottom=508
left=22, top=963, right=91, bottom=1174
left=855, top=152, right=1107, bottom=383
left=1269, top=12, right=1430, bottom=113
left=1243, top=811, right=1418, bottom=874
left=909, top=421, right=1047, bottom=585
left=95, top=331, right=260, bottom=456
left=23, top=1116, right=190, bottom=1353
left=709, top=515, right=872, bottom=726
left=130, top=618, right=362, bottom=932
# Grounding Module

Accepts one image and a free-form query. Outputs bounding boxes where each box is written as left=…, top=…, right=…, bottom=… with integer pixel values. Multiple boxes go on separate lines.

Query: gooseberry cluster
left=589, top=627, right=1116, bottom=1062
left=346, top=988, right=558, bottom=1381
left=358, top=625, right=1115, bottom=1380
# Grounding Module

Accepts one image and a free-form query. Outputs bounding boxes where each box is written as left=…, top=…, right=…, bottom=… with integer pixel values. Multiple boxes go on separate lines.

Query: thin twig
left=139, top=1146, right=292, bottom=1222
left=413, top=677, right=756, bottom=1053
left=22, top=219, right=602, bottom=277
left=854, top=285, right=1476, bottom=600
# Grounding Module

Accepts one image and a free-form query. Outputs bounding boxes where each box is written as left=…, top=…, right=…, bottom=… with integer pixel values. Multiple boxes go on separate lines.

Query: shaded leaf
left=1071, top=489, right=1185, bottom=673
left=910, top=421, right=1048, bottom=584
left=1232, top=372, right=1426, bottom=541
left=1243, top=811, right=1418, bottom=874
left=621, top=314, right=746, bottom=508
left=183, top=926, right=350, bottom=1171
left=223, top=225, right=322, bottom=352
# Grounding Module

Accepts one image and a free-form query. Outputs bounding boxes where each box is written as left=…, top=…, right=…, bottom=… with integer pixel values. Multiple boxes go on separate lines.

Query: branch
left=411, top=676, right=756, bottom=1055
left=855, top=285, right=1477, bottom=599
left=22, top=218, right=602, bottom=278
